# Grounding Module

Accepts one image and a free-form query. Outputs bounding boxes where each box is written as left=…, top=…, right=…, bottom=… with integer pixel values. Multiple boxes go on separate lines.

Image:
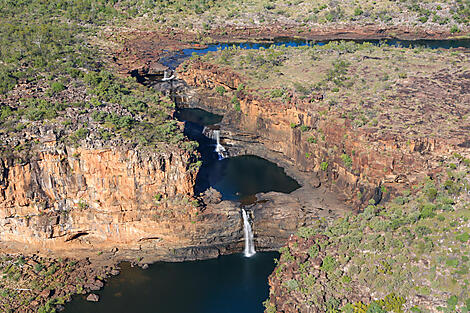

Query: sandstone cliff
left=0, top=141, right=247, bottom=261
left=178, top=59, right=468, bottom=207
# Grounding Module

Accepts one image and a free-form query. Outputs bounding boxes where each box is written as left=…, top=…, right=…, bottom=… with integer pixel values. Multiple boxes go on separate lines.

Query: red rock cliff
left=178, top=61, right=465, bottom=205
left=0, top=143, right=243, bottom=260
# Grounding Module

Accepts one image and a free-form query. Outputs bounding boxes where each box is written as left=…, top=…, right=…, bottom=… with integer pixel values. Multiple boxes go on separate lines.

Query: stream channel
left=65, top=37, right=470, bottom=313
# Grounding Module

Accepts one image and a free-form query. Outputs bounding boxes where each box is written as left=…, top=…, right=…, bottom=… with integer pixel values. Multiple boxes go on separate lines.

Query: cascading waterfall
left=161, top=70, right=175, bottom=81
left=203, top=127, right=227, bottom=159
left=213, top=130, right=227, bottom=160
left=242, top=209, right=256, bottom=257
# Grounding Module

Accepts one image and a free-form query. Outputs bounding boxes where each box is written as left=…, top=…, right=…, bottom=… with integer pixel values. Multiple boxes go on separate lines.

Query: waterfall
left=161, top=70, right=175, bottom=81
left=213, top=130, right=227, bottom=160
left=203, top=127, right=227, bottom=160
left=242, top=209, right=256, bottom=257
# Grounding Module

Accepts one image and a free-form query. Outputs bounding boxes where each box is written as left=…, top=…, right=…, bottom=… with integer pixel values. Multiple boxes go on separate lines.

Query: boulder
left=86, top=293, right=99, bottom=302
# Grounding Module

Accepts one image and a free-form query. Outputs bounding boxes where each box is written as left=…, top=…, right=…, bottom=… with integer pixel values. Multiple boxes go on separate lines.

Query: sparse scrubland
left=265, top=157, right=470, bottom=312
left=192, top=41, right=469, bottom=141
left=0, top=1, right=469, bottom=313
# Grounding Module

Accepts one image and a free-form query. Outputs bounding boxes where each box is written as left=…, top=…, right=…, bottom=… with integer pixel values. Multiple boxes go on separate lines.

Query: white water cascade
left=242, top=209, right=256, bottom=257
left=213, top=130, right=227, bottom=160
left=161, top=70, right=175, bottom=81
left=203, top=127, right=228, bottom=159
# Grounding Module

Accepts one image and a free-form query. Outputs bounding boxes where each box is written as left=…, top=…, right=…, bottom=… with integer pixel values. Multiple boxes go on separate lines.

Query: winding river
left=65, top=38, right=470, bottom=313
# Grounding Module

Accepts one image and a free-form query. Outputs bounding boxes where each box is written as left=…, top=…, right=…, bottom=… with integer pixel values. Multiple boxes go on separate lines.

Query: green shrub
left=215, top=86, right=225, bottom=95
left=271, top=89, right=284, bottom=98
left=321, top=161, right=329, bottom=171
left=456, top=232, right=469, bottom=243
left=450, top=25, right=460, bottom=33
left=297, top=227, right=317, bottom=238
left=75, top=128, right=89, bottom=139
left=320, top=255, right=337, bottom=272
left=354, top=8, right=363, bottom=16
left=307, top=136, right=317, bottom=144
left=419, top=203, right=436, bottom=219
left=50, top=82, right=66, bottom=93
left=34, top=264, right=44, bottom=272
left=426, top=187, right=438, bottom=201
left=341, top=153, right=352, bottom=168
left=231, top=96, right=240, bottom=111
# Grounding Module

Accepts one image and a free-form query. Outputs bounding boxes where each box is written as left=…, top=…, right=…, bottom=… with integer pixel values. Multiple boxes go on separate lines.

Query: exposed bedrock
left=0, top=143, right=248, bottom=261
left=249, top=188, right=348, bottom=252
left=177, top=62, right=465, bottom=207
left=0, top=141, right=333, bottom=261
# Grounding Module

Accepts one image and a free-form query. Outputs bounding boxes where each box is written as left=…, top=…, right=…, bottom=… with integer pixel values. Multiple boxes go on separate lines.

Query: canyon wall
left=178, top=61, right=462, bottom=206
left=0, top=143, right=243, bottom=261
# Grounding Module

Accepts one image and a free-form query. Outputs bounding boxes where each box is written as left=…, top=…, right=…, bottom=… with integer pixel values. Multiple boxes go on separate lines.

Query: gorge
left=1, top=1, right=470, bottom=311
left=64, top=37, right=469, bottom=312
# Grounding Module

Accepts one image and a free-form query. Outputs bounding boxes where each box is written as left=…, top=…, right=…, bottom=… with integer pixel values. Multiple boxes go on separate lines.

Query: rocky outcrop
left=248, top=187, right=348, bottom=251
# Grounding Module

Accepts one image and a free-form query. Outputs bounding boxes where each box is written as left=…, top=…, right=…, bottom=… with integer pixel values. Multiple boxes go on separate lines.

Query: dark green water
left=64, top=252, right=279, bottom=313
left=174, top=108, right=301, bottom=202
left=195, top=154, right=300, bottom=202
left=175, top=107, right=223, bottom=126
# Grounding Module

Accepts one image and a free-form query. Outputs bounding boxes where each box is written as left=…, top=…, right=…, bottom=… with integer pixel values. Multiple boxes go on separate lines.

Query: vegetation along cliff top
left=184, top=41, right=470, bottom=145
left=126, top=0, right=470, bottom=35
left=0, top=1, right=199, bottom=162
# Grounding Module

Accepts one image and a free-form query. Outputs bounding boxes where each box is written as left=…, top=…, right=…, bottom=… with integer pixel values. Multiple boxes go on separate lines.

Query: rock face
left=178, top=61, right=466, bottom=206
left=0, top=143, right=245, bottom=261
left=248, top=187, right=348, bottom=251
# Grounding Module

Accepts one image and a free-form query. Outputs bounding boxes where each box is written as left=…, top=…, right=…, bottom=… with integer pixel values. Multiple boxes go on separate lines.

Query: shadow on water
left=175, top=107, right=223, bottom=126
left=64, top=252, right=279, bottom=313
left=174, top=108, right=300, bottom=202
left=65, top=109, right=288, bottom=313
left=64, top=36, right=470, bottom=312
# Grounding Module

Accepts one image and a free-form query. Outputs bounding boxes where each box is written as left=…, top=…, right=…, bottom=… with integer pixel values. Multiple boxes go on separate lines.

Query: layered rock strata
left=0, top=143, right=244, bottom=261
left=178, top=61, right=468, bottom=206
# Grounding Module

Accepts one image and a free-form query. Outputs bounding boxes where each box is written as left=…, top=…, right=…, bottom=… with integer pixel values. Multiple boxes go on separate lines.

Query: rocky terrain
left=174, top=41, right=470, bottom=311
left=178, top=42, right=470, bottom=206
left=101, top=0, right=470, bottom=41
left=1, top=1, right=469, bottom=312
left=265, top=157, right=470, bottom=312
left=0, top=253, right=119, bottom=313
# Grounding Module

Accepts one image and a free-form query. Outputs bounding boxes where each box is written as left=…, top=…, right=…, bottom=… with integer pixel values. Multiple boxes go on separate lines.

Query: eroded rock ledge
left=0, top=143, right=245, bottom=262
left=177, top=59, right=469, bottom=207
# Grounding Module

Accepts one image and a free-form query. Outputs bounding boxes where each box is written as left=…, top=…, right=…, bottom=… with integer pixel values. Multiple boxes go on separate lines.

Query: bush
left=320, top=255, right=337, bottom=272
left=419, top=203, right=436, bottom=219
left=307, top=136, right=316, bottom=143
left=50, top=82, right=66, bottom=93
left=75, top=128, right=89, bottom=139
left=215, top=86, right=225, bottom=95
left=271, top=89, right=284, bottom=98
left=456, top=232, right=469, bottom=243
left=341, top=153, right=352, bottom=168
left=0, top=70, right=17, bottom=94
left=450, top=25, right=460, bottom=33
left=354, top=8, right=363, bottom=16
left=231, top=96, right=240, bottom=111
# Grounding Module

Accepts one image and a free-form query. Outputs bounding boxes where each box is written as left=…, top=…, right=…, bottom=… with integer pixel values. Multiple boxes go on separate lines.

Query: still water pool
left=64, top=252, right=279, bottom=313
